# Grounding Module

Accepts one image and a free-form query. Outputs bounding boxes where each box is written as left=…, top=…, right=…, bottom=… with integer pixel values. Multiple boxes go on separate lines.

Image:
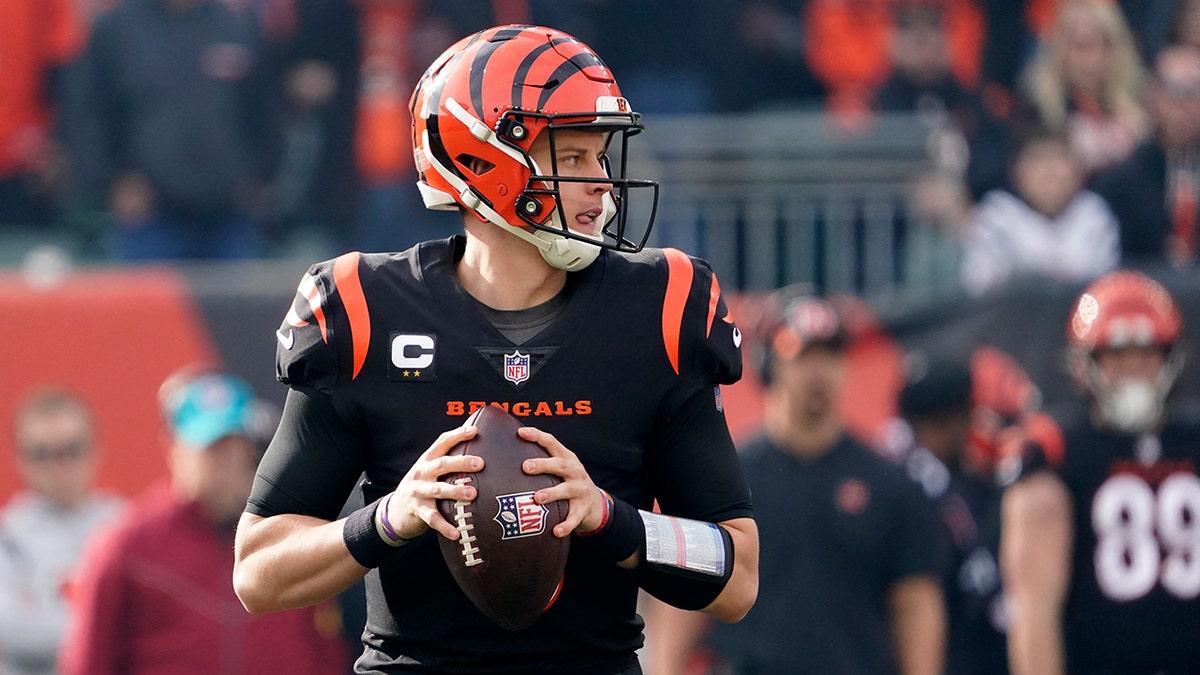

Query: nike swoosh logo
left=276, top=328, right=295, bottom=350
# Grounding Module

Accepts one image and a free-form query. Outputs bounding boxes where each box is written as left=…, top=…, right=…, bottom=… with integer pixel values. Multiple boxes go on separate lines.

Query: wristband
left=343, top=497, right=403, bottom=569
left=374, top=493, right=408, bottom=546
left=574, top=492, right=644, bottom=563
left=576, top=488, right=613, bottom=537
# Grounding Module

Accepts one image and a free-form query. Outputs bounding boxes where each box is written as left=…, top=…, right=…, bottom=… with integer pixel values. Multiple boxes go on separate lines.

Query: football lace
left=450, top=477, right=483, bottom=567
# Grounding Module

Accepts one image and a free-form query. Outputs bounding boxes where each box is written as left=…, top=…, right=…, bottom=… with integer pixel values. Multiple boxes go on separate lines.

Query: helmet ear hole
left=461, top=155, right=495, bottom=176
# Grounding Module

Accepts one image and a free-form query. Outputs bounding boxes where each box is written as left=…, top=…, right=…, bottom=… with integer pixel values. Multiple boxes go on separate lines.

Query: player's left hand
left=517, top=426, right=607, bottom=538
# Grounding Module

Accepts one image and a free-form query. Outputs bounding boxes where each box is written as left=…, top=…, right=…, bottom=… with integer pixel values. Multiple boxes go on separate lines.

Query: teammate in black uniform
left=1001, top=270, right=1200, bottom=675
left=892, top=354, right=1010, bottom=675
left=231, top=25, right=758, bottom=674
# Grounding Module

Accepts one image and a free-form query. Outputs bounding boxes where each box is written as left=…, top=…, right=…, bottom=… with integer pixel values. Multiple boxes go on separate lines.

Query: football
left=436, top=405, right=570, bottom=630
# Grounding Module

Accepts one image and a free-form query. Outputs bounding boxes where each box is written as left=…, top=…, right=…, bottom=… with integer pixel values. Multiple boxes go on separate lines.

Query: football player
left=231, top=25, right=758, bottom=674
left=1001, top=270, right=1200, bottom=674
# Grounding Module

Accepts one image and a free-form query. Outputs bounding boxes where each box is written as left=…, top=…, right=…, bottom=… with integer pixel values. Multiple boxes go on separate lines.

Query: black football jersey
left=255, top=236, right=751, bottom=674
left=1053, top=415, right=1200, bottom=674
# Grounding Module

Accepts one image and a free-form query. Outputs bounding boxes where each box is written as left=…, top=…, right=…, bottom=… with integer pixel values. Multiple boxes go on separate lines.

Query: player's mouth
left=574, top=208, right=604, bottom=236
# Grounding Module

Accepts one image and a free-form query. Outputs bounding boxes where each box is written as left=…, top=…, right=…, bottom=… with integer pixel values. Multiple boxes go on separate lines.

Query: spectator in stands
left=960, top=129, right=1118, bottom=296
left=353, top=1, right=491, bottom=253
left=0, top=387, right=125, bottom=675
left=803, top=0, right=986, bottom=118
left=0, top=0, right=86, bottom=230
left=75, top=0, right=274, bottom=261
left=645, top=288, right=947, bottom=675
left=259, top=0, right=361, bottom=259
left=705, top=1, right=826, bottom=112
left=1092, top=44, right=1200, bottom=267
left=57, top=368, right=347, bottom=674
left=876, top=5, right=1016, bottom=201
left=902, top=168, right=974, bottom=294
left=1016, top=0, right=1149, bottom=176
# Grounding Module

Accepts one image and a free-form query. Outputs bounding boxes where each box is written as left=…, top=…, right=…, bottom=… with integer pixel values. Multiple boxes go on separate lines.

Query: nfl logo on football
left=495, top=492, right=548, bottom=539
left=504, top=350, right=530, bottom=385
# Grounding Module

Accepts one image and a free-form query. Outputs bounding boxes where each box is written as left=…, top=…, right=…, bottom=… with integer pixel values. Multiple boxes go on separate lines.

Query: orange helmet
left=410, top=25, right=659, bottom=271
left=1068, top=270, right=1183, bottom=352
left=1067, top=270, right=1186, bottom=433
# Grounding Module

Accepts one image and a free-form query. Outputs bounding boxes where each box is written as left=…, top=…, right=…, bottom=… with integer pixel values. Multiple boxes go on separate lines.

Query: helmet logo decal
left=1072, top=293, right=1099, bottom=341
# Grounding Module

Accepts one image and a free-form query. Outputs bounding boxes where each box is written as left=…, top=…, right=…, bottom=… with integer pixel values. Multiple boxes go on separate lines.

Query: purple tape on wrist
left=379, top=493, right=404, bottom=543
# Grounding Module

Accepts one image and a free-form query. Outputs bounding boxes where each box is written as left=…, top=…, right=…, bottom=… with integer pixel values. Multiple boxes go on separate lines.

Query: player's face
left=1095, top=345, right=1167, bottom=385
left=530, top=129, right=613, bottom=238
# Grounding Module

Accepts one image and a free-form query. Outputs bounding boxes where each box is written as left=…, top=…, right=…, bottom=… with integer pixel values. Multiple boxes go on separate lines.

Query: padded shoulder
left=631, top=247, right=743, bottom=386
left=276, top=252, right=373, bottom=390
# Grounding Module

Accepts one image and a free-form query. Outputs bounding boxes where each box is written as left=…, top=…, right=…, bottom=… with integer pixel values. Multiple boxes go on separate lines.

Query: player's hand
left=517, top=426, right=608, bottom=537
left=383, top=426, right=483, bottom=541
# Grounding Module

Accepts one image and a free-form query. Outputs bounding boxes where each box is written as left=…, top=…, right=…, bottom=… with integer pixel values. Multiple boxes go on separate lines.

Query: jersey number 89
left=1092, top=472, right=1200, bottom=602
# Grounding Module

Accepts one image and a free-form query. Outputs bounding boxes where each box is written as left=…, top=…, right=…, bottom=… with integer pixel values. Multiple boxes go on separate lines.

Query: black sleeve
left=886, top=477, right=949, bottom=583
left=646, top=385, right=754, bottom=523
left=245, top=385, right=367, bottom=521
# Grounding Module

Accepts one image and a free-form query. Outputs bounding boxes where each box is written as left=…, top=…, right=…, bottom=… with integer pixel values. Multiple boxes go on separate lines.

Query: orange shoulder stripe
left=333, top=252, right=371, bottom=380
left=661, top=249, right=693, bottom=375
left=706, top=273, right=722, bottom=338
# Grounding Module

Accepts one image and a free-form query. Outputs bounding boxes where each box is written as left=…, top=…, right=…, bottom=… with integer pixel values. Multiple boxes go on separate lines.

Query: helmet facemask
left=513, top=113, right=658, bottom=259
left=1073, top=344, right=1185, bottom=435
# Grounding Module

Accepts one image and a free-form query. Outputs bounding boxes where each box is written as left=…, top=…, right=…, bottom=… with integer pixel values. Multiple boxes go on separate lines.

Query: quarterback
left=232, top=25, right=758, bottom=674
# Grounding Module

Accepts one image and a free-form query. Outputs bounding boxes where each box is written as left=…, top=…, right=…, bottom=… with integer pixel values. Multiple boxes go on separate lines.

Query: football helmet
left=410, top=25, right=659, bottom=271
left=1067, top=270, right=1186, bottom=433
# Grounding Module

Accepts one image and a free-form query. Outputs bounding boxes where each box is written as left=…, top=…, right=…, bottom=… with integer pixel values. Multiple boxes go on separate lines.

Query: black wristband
left=343, top=498, right=400, bottom=569
left=575, top=494, right=644, bottom=563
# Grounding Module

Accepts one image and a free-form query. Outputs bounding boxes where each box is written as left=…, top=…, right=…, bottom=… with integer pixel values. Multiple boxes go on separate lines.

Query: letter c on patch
left=391, top=334, right=435, bottom=369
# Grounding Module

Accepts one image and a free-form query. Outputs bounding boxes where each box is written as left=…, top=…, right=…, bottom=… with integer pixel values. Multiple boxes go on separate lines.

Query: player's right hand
left=383, top=426, right=483, bottom=541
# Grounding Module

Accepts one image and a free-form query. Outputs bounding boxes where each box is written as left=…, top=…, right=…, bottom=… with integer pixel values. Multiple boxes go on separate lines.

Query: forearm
left=233, top=512, right=368, bottom=614
left=701, top=518, right=758, bottom=621
left=617, top=508, right=757, bottom=622
left=1007, top=604, right=1065, bottom=675
left=889, top=576, right=946, bottom=675
left=1000, top=473, right=1072, bottom=675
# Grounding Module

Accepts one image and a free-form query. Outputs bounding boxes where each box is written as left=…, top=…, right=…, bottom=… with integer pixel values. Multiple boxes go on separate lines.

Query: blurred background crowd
left=4, top=0, right=1200, bottom=674
left=4, top=0, right=1200, bottom=282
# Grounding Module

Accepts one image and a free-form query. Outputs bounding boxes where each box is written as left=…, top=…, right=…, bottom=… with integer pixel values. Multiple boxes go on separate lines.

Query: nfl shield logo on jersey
left=494, top=492, right=548, bottom=539
left=504, top=350, right=530, bottom=385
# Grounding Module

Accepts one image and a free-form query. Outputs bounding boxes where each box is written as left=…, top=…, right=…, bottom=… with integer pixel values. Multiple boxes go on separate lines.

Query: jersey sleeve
left=659, top=248, right=743, bottom=388
left=245, top=386, right=368, bottom=521
left=276, top=252, right=372, bottom=390
left=884, top=477, right=949, bottom=583
left=645, top=386, right=753, bottom=524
